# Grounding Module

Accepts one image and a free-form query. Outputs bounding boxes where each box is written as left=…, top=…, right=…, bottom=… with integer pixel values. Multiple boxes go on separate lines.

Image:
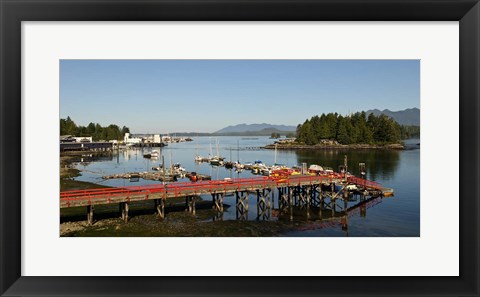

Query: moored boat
left=143, top=150, right=159, bottom=158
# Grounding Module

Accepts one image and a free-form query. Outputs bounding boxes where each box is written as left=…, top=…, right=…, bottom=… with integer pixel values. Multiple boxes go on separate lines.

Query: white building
left=143, top=134, right=161, bottom=144
left=124, top=133, right=142, bottom=145
left=73, top=136, right=92, bottom=143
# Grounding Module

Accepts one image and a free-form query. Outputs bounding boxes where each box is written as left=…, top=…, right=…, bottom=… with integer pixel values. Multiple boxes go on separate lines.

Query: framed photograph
left=1, top=0, right=478, bottom=296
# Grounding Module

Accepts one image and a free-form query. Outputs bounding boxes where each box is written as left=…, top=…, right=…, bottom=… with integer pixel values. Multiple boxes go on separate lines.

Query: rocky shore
left=263, top=143, right=405, bottom=150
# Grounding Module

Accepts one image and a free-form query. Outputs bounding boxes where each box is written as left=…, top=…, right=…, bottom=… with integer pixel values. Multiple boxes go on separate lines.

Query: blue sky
left=60, top=60, right=419, bottom=133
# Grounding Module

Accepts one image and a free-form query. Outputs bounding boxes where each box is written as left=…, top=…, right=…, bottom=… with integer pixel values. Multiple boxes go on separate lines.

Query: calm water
left=70, top=136, right=420, bottom=237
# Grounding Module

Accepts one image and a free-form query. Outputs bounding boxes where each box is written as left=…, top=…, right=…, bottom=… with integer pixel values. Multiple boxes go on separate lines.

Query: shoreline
left=263, top=143, right=405, bottom=150
left=60, top=150, right=114, bottom=156
left=60, top=155, right=111, bottom=191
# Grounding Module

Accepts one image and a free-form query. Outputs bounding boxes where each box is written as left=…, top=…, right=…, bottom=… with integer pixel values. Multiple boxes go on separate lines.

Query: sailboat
left=143, top=149, right=159, bottom=158
left=270, top=144, right=288, bottom=173
left=224, top=146, right=234, bottom=168
left=234, top=140, right=244, bottom=170
left=194, top=138, right=207, bottom=162
left=209, top=138, right=224, bottom=166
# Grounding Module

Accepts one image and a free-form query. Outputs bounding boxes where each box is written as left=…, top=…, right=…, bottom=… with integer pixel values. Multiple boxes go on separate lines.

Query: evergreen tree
left=121, top=126, right=130, bottom=135
left=60, top=117, right=130, bottom=141
left=64, top=116, right=77, bottom=136
left=86, top=122, right=96, bottom=135
left=336, top=116, right=350, bottom=144
left=295, top=111, right=411, bottom=145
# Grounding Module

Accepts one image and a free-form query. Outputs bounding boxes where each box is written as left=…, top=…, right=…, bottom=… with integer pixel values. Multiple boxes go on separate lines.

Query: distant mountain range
left=365, top=108, right=420, bottom=126
left=214, top=123, right=297, bottom=134
left=171, top=109, right=419, bottom=136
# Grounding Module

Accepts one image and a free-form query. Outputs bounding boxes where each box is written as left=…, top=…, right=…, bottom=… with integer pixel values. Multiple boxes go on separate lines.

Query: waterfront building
left=123, top=133, right=142, bottom=145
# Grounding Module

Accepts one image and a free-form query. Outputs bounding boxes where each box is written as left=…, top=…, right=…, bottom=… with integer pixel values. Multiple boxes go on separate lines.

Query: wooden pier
left=60, top=175, right=392, bottom=225
left=60, top=142, right=113, bottom=153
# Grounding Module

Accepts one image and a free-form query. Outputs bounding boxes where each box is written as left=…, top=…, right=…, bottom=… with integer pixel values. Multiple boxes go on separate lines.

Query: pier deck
left=60, top=175, right=389, bottom=224
left=61, top=175, right=381, bottom=208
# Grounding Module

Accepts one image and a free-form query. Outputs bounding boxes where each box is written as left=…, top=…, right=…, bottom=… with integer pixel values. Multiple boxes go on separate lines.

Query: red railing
left=60, top=174, right=381, bottom=206
left=346, top=176, right=382, bottom=189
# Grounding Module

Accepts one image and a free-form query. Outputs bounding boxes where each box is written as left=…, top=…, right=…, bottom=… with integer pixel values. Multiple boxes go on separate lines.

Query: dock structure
left=60, top=142, right=113, bottom=153
left=60, top=175, right=392, bottom=225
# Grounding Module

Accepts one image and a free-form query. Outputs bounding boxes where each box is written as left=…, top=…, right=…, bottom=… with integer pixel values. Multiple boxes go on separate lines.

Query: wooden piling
left=87, top=205, right=94, bottom=225
left=288, top=187, right=294, bottom=221
left=256, top=190, right=260, bottom=217
left=185, top=196, right=196, bottom=215
left=212, top=193, right=224, bottom=212
left=256, top=188, right=271, bottom=220
left=192, top=196, right=196, bottom=215
left=235, top=191, right=249, bottom=220
left=156, top=199, right=165, bottom=219
left=120, top=202, right=129, bottom=223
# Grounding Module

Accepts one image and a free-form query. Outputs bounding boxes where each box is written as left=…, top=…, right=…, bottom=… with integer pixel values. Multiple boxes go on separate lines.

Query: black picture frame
left=1, top=0, right=478, bottom=296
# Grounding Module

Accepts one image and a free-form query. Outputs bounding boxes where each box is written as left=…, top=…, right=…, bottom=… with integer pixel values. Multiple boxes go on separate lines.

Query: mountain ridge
left=214, top=123, right=297, bottom=134
left=365, top=107, right=419, bottom=126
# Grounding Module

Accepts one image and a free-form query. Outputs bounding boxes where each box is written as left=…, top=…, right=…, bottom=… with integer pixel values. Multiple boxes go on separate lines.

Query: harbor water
left=66, top=136, right=420, bottom=237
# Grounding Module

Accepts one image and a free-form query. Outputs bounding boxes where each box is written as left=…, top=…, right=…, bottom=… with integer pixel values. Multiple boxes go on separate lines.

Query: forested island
left=266, top=112, right=420, bottom=150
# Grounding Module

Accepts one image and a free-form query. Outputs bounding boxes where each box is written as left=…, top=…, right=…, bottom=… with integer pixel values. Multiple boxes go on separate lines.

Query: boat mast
left=274, top=143, right=277, bottom=165
left=169, top=149, right=173, bottom=175
left=237, top=139, right=240, bottom=163
left=209, top=137, right=213, bottom=157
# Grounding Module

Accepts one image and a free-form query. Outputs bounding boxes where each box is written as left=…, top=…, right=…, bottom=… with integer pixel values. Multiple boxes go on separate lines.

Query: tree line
left=296, top=112, right=420, bottom=145
left=60, top=116, right=130, bottom=141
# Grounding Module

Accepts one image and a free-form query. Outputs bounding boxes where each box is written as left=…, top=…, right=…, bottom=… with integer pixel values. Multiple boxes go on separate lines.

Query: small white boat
left=144, top=150, right=159, bottom=158
left=345, top=184, right=358, bottom=191
left=234, top=162, right=244, bottom=169
left=261, top=167, right=272, bottom=176
left=309, top=164, right=323, bottom=172
left=209, top=157, right=224, bottom=166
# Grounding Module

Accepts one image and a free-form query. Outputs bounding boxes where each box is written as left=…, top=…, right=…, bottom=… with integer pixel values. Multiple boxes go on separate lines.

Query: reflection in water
left=295, top=149, right=400, bottom=180
left=277, top=196, right=383, bottom=234
left=67, top=153, right=114, bottom=164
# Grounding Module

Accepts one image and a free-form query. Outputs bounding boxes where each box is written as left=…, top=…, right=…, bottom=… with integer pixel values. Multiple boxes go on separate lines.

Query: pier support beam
left=212, top=192, right=224, bottom=212
left=310, top=185, right=321, bottom=207
left=278, top=187, right=290, bottom=209
left=235, top=191, right=249, bottom=220
left=186, top=196, right=197, bottom=215
left=277, top=186, right=297, bottom=221
left=120, top=202, right=129, bottom=223
left=213, top=210, right=224, bottom=221
left=306, top=187, right=311, bottom=220
left=296, top=186, right=309, bottom=208
left=155, top=199, right=165, bottom=219
left=331, top=199, right=336, bottom=217
left=86, top=205, right=94, bottom=225
left=320, top=188, right=325, bottom=207
left=289, top=187, right=294, bottom=221
left=360, top=203, right=367, bottom=217
left=341, top=214, right=349, bottom=231
left=256, top=189, right=271, bottom=220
